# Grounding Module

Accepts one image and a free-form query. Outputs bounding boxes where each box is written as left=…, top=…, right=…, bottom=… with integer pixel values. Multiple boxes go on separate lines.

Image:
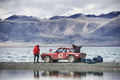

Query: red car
left=41, top=47, right=86, bottom=63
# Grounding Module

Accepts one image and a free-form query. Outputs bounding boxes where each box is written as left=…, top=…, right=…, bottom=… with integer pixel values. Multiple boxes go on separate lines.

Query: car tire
left=52, top=60, right=58, bottom=63
left=44, top=56, right=51, bottom=63
left=68, top=55, right=76, bottom=63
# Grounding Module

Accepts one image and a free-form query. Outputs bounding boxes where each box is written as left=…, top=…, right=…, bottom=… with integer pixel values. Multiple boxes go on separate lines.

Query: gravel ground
left=0, top=62, right=120, bottom=72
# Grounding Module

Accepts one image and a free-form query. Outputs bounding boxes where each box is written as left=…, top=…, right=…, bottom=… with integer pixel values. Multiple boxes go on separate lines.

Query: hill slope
left=0, top=11, right=120, bottom=46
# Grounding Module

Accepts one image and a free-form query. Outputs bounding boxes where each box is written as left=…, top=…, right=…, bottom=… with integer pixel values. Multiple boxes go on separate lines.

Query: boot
left=37, top=59, right=39, bottom=63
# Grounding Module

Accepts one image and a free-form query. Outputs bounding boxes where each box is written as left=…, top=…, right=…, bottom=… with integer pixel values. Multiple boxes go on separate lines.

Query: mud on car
left=41, top=47, right=86, bottom=63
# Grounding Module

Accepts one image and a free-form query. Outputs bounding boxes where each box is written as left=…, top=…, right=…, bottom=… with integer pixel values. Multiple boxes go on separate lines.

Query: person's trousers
left=34, top=54, right=39, bottom=63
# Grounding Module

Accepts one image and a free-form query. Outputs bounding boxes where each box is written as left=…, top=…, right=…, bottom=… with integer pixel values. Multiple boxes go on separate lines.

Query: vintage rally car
left=41, top=47, right=86, bottom=63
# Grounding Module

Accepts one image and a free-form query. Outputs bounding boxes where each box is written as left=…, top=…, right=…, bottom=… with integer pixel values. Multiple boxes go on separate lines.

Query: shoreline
left=0, top=62, right=120, bottom=72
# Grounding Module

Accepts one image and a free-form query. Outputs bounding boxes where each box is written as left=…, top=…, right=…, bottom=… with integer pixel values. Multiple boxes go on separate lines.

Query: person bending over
left=72, top=44, right=82, bottom=53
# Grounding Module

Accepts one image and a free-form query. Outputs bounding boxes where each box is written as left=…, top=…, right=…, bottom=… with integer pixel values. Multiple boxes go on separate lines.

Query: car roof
left=58, top=47, right=74, bottom=52
left=59, top=47, right=71, bottom=49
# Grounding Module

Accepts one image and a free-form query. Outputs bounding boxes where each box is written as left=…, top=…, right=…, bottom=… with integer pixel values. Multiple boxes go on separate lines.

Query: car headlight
left=75, top=55, right=79, bottom=56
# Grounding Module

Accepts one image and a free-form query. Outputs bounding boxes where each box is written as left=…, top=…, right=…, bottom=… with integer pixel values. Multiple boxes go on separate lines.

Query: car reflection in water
left=41, top=70, right=103, bottom=78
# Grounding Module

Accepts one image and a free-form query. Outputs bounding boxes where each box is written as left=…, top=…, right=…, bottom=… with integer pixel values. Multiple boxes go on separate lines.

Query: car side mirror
left=49, top=49, right=52, bottom=52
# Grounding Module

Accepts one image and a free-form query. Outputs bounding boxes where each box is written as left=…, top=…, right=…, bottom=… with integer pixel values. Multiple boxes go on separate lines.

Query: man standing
left=33, top=45, right=40, bottom=63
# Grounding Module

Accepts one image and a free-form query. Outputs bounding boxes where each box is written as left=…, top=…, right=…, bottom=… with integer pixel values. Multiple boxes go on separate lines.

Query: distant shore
left=0, top=62, right=120, bottom=72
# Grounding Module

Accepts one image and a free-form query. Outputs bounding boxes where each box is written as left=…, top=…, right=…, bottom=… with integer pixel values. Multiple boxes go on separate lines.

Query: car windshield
left=69, top=48, right=74, bottom=52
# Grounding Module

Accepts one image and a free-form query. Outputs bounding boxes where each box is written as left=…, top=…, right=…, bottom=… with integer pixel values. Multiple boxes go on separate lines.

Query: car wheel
left=52, top=60, right=58, bottom=63
left=68, top=55, right=75, bottom=63
left=44, top=56, right=51, bottom=63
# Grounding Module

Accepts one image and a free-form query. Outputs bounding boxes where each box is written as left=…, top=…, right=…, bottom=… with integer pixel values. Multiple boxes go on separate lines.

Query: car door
left=53, top=48, right=66, bottom=59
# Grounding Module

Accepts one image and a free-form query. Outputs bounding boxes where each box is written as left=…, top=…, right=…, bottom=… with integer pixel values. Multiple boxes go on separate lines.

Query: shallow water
left=0, top=47, right=120, bottom=62
left=0, top=70, right=120, bottom=80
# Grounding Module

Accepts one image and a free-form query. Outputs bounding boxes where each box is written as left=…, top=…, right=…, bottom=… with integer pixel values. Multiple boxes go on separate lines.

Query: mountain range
left=0, top=11, right=120, bottom=47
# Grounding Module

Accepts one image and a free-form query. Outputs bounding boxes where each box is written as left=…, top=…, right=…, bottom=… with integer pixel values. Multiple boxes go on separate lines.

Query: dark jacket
left=74, top=46, right=82, bottom=53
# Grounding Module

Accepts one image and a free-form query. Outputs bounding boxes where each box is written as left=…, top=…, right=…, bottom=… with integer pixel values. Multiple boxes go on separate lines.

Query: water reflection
left=1, top=70, right=119, bottom=80
left=40, top=70, right=103, bottom=78
left=34, top=71, right=39, bottom=78
left=87, top=72, right=103, bottom=76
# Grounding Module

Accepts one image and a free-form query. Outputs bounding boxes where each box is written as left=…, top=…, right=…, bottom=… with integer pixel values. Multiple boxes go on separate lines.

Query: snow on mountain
left=0, top=11, right=120, bottom=47
left=98, top=11, right=120, bottom=18
left=49, top=11, right=120, bottom=19
left=5, top=15, right=40, bottom=22
left=89, top=15, right=120, bottom=35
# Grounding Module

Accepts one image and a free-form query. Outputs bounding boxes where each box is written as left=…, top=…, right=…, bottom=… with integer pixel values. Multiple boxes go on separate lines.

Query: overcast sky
left=0, top=0, right=120, bottom=19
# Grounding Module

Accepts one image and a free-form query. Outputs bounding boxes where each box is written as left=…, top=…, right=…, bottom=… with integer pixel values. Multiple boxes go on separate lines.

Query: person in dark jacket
left=72, top=44, right=77, bottom=50
left=33, top=45, right=40, bottom=63
left=72, top=44, right=82, bottom=53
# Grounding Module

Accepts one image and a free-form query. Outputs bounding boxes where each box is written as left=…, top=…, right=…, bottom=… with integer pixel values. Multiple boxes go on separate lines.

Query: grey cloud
left=0, top=0, right=120, bottom=19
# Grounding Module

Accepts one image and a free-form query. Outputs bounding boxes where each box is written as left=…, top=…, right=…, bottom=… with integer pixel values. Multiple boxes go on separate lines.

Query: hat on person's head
left=37, top=45, right=39, bottom=47
left=36, top=45, right=39, bottom=47
left=72, top=44, right=75, bottom=47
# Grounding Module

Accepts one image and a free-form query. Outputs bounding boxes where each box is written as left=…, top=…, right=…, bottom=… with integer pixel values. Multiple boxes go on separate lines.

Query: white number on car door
left=58, top=54, right=63, bottom=58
